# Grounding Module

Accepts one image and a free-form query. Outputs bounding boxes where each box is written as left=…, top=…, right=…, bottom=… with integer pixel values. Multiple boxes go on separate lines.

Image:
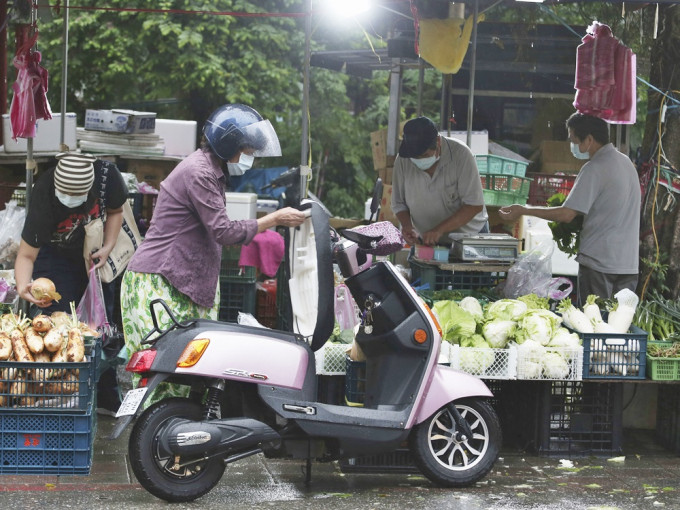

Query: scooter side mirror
left=368, top=178, right=383, bottom=222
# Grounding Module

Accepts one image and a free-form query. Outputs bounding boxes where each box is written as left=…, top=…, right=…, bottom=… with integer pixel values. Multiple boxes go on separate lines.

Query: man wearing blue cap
left=391, top=116, right=488, bottom=246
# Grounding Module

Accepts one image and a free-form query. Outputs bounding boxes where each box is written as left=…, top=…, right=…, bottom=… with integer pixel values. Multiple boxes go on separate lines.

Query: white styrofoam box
left=449, top=344, right=518, bottom=380
left=315, top=342, right=350, bottom=375
left=155, top=118, right=197, bottom=157
left=225, top=192, right=257, bottom=220
left=3, top=113, right=77, bottom=153
left=257, top=199, right=278, bottom=215
left=520, top=216, right=579, bottom=276
left=439, top=130, right=489, bottom=155
left=515, top=344, right=583, bottom=381
left=84, top=109, right=156, bottom=134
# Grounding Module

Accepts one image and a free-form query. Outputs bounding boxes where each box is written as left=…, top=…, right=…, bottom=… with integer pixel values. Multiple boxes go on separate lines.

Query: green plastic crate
left=646, top=340, right=680, bottom=381
left=219, top=277, right=256, bottom=323
left=476, top=155, right=529, bottom=177
left=480, top=173, right=532, bottom=207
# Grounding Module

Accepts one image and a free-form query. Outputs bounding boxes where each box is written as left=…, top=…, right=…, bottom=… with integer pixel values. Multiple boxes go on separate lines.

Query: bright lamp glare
left=320, top=0, right=371, bottom=19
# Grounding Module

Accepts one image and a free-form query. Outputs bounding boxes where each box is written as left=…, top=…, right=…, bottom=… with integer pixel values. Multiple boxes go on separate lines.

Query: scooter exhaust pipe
left=158, top=417, right=280, bottom=457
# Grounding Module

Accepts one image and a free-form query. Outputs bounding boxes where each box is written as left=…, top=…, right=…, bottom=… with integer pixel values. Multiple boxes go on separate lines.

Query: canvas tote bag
left=83, top=162, right=142, bottom=283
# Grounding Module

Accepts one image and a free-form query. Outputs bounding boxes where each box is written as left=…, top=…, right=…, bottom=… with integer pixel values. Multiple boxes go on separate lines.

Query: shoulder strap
left=97, top=161, right=109, bottom=217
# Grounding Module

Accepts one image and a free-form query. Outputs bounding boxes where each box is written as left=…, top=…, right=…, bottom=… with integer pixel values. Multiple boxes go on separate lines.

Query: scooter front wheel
left=410, top=398, right=501, bottom=487
left=129, top=398, right=226, bottom=502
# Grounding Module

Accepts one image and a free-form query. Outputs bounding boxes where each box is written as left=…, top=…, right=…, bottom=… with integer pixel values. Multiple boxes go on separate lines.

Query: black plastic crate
left=218, top=278, right=256, bottom=323
left=484, top=379, right=544, bottom=452
left=537, top=381, right=623, bottom=457
left=317, top=375, right=345, bottom=405
left=655, top=385, right=680, bottom=454
left=0, top=407, right=95, bottom=475
left=339, top=447, right=419, bottom=474
left=410, top=259, right=505, bottom=291
left=344, top=355, right=366, bottom=407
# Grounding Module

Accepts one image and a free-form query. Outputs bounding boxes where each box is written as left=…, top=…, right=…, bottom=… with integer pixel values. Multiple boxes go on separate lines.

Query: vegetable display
left=0, top=307, right=98, bottom=408
left=546, top=192, right=583, bottom=256
left=633, top=290, right=680, bottom=343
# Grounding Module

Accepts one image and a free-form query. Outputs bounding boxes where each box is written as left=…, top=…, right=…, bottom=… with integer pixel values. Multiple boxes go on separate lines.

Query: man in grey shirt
left=499, top=113, right=640, bottom=304
left=391, top=116, right=488, bottom=246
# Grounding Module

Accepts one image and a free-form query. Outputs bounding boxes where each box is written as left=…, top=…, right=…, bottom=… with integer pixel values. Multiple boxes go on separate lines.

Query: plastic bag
left=76, top=265, right=107, bottom=330
left=0, top=200, right=26, bottom=268
left=503, top=241, right=573, bottom=300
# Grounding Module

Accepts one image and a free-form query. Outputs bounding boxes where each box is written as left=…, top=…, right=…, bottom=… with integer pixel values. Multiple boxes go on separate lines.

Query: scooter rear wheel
left=129, top=398, right=226, bottom=502
left=410, top=398, right=501, bottom=487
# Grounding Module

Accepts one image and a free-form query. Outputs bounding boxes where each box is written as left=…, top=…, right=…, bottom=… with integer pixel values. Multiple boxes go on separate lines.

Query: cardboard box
left=2, top=113, right=77, bottom=153
left=377, top=166, right=393, bottom=185
left=377, top=184, right=398, bottom=225
left=538, top=140, right=582, bottom=174
left=85, top=109, right=157, bottom=134
left=125, top=159, right=177, bottom=190
left=370, top=122, right=406, bottom=171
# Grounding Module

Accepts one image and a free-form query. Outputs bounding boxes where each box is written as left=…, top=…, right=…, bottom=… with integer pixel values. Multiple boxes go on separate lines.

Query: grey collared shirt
left=128, top=149, right=258, bottom=307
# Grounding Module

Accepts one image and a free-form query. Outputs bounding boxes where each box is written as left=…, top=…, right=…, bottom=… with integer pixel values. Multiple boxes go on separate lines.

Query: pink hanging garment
left=9, top=24, right=52, bottom=140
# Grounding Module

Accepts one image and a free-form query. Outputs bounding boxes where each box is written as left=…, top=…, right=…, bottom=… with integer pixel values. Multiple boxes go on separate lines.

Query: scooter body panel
left=175, top=329, right=309, bottom=390
left=413, top=365, right=494, bottom=425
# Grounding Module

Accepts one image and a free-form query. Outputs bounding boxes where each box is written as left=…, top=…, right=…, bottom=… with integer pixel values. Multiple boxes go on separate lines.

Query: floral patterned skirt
left=120, top=270, right=219, bottom=404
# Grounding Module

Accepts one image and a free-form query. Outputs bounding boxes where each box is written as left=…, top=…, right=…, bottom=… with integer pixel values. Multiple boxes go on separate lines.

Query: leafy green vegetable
left=515, top=309, right=563, bottom=346
left=432, top=301, right=477, bottom=344
left=485, top=299, right=528, bottom=321
left=482, top=320, right=516, bottom=348
left=517, top=293, right=550, bottom=310
left=546, top=193, right=583, bottom=256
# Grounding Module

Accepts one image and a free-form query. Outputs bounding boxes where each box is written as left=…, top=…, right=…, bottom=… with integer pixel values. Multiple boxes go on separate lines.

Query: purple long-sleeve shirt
left=127, top=149, right=258, bottom=307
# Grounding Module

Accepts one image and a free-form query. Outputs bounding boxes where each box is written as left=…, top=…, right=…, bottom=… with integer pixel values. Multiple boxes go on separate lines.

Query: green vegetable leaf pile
left=546, top=192, right=583, bottom=256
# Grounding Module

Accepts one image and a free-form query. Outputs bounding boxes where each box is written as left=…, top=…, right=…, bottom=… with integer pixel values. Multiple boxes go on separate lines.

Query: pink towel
left=238, top=230, right=285, bottom=277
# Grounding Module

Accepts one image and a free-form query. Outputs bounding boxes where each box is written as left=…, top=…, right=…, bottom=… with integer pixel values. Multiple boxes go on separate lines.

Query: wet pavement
left=0, top=414, right=679, bottom=510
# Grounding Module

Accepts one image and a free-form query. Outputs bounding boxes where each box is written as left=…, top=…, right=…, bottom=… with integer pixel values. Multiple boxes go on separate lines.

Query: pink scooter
left=111, top=199, right=501, bottom=503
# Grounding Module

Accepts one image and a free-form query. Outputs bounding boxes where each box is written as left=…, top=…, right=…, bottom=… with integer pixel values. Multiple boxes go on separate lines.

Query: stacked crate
left=218, top=245, right=256, bottom=322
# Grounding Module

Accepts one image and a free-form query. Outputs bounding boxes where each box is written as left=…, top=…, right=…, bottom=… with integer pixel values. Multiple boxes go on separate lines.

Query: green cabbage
left=514, top=309, right=563, bottom=346
left=459, top=296, right=484, bottom=322
left=517, top=293, right=550, bottom=310
left=542, top=352, right=570, bottom=379
left=485, top=299, right=528, bottom=321
left=482, top=320, right=516, bottom=348
left=458, top=342, right=495, bottom=374
left=432, top=301, right=477, bottom=344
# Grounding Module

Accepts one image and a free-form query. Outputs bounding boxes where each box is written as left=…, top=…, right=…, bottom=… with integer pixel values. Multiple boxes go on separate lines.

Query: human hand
left=401, top=225, right=419, bottom=245
left=421, top=230, right=442, bottom=246
left=498, top=205, right=524, bottom=222
left=273, top=207, right=307, bottom=227
left=18, top=282, right=52, bottom=308
left=89, top=246, right=113, bottom=270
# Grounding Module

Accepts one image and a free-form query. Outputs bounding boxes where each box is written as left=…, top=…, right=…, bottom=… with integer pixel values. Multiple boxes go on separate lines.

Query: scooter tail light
left=126, top=349, right=157, bottom=373
left=177, top=338, right=210, bottom=368
left=422, top=302, right=443, bottom=338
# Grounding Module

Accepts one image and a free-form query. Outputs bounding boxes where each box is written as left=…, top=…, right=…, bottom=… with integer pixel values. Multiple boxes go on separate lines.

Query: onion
left=31, top=277, right=62, bottom=302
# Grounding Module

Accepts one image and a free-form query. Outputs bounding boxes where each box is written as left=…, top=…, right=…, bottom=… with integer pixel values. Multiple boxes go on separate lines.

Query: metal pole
left=25, top=5, right=38, bottom=214
left=416, top=62, right=424, bottom=117
left=466, top=0, right=479, bottom=148
left=60, top=0, right=69, bottom=150
left=299, top=0, right=312, bottom=199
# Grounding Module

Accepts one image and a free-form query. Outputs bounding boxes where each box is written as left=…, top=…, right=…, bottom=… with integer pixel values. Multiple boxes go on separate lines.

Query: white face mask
left=411, top=155, right=439, bottom=170
left=55, top=190, right=88, bottom=208
left=570, top=141, right=591, bottom=160
left=227, top=153, right=255, bottom=176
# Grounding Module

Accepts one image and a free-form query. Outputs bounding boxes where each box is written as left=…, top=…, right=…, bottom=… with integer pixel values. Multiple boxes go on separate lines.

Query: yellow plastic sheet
left=418, top=14, right=485, bottom=74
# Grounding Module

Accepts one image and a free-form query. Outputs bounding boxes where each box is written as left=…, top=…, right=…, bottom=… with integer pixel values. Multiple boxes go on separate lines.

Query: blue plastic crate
left=344, top=355, right=366, bottom=407
left=0, top=339, right=100, bottom=412
left=580, top=326, right=648, bottom=380
left=0, top=408, right=95, bottom=475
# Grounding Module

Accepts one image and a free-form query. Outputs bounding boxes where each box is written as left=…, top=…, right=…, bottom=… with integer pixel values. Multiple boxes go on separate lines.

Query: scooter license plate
left=115, top=387, right=148, bottom=417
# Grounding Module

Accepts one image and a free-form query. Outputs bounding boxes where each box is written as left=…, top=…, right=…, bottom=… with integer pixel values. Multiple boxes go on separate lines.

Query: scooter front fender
left=413, top=365, right=493, bottom=426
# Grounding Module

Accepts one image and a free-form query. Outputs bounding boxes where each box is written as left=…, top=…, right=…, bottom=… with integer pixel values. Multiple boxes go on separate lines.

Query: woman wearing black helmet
left=120, top=104, right=306, bottom=403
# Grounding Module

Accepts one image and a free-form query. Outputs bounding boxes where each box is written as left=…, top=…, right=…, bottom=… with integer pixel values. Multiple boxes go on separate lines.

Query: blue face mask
left=227, top=153, right=255, bottom=176
left=570, top=142, right=591, bottom=160
left=55, top=190, right=88, bottom=208
left=411, top=155, right=439, bottom=170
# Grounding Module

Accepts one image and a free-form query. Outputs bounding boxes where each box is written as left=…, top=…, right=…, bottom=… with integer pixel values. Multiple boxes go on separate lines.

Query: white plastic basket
left=315, top=343, right=350, bottom=375
left=449, top=344, right=518, bottom=380
left=515, top=345, right=583, bottom=381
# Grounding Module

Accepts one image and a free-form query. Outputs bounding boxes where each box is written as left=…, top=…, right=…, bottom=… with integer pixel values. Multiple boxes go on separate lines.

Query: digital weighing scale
left=449, top=233, right=519, bottom=262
